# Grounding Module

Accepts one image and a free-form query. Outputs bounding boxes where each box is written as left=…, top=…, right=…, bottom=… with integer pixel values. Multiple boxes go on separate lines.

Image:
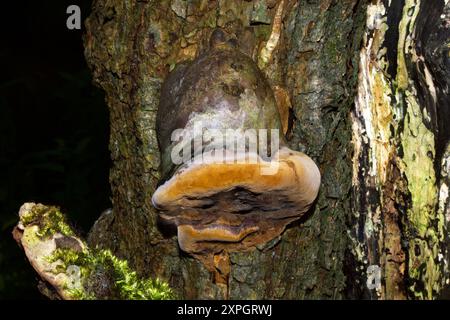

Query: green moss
left=21, top=205, right=74, bottom=239
left=47, top=248, right=174, bottom=300
left=66, top=288, right=97, bottom=300
left=47, top=248, right=91, bottom=278
left=94, top=249, right=174, bottom=300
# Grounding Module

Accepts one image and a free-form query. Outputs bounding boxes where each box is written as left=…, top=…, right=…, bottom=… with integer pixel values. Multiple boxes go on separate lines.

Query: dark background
left=0, top=0, right=111, bottom=298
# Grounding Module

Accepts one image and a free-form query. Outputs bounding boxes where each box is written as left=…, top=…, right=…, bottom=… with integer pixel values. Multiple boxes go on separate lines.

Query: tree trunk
left=350, top=0, right=450, bottom=299
left=15, top=0, right=449, bottom=300
left=82, top=0, right=365, bottom=299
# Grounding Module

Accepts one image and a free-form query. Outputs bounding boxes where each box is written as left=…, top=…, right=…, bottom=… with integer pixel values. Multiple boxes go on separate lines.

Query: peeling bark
left=351, top=0, right=450, bottom=299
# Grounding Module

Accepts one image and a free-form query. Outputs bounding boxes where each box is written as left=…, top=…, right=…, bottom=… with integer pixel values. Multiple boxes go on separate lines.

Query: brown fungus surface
left=153, top=30, right=320, bottom=256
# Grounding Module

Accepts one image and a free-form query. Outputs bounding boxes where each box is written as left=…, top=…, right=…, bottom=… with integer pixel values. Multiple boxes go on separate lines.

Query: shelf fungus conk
left=152, top=29, right=320, bottom=255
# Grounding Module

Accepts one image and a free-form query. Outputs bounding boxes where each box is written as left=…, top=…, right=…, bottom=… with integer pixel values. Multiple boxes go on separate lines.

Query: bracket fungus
left=152, top=29, right=320, bottom=255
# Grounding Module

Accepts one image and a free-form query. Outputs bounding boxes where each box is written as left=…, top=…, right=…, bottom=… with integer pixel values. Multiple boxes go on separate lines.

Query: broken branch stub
left=152, top=29, right=321, bottom=255
left=13, top=203, right=174, bottom=300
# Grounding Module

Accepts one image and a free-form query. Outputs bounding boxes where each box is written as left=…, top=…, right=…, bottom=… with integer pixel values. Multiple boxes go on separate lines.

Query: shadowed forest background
left=0, top=0, right=110, bottom=298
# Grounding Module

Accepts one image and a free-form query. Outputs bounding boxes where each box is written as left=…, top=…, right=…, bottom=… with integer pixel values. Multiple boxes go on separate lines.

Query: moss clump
left=47, top=248, right=174, bottom=300
left=97, top=250, right=174, bottom=300
left=66, top=288, right=97, bottom=300
left=21, top=205, right=74, bottom=239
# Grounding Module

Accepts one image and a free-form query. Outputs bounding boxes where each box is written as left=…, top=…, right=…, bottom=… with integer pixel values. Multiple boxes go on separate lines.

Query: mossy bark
left=80, top=0, right=449, bottom=299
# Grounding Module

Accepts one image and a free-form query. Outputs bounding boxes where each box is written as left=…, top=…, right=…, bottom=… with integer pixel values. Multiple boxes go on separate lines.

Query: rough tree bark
left=82, top=0, right=365, bottom=299
left=14, top=0, right=449, bottom=299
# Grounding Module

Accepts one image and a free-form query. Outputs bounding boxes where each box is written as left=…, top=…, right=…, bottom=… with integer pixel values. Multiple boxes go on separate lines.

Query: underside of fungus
left=153, top=28, right=321, bottom=256
left=153, top=148, right=320, bottom=253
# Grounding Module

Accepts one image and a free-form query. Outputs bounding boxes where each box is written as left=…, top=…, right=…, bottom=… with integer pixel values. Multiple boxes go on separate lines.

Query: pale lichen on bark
left=351, top=0, right=449, bottom=299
